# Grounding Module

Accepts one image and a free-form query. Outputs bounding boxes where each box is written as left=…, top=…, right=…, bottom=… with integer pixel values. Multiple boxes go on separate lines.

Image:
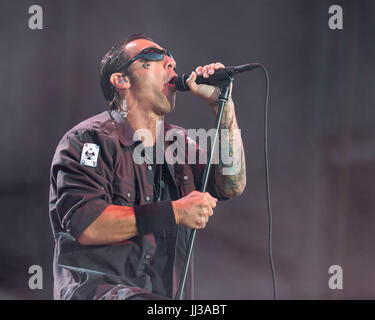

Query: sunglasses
left=118, top=47, right=175, bottom=73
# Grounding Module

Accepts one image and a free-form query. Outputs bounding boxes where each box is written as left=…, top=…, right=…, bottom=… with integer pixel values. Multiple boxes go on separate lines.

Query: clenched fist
left=185, top=62, right=233, bottom=106
left=172, top=191, right=217, bottom=229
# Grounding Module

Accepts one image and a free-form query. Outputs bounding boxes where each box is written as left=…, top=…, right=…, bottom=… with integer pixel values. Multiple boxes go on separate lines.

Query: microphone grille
left=175, top=74, right=191, bottom=91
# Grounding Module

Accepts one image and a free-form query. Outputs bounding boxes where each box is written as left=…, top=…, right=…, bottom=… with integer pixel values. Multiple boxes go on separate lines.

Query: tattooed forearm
left=213, top=98, right=246, bottom=197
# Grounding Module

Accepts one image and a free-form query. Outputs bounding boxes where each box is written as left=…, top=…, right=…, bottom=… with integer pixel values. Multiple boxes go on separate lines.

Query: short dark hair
left=100, top=33, right=153, bottom=110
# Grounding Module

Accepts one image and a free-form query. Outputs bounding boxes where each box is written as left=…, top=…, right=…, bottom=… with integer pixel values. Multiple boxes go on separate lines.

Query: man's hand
left=172, top=191, right=217, bottom=229
left=185, top=62, right=233, bottom=106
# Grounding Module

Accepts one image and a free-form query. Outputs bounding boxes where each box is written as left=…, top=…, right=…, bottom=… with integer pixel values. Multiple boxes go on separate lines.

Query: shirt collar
left=110, top=110, right=136, bottom=147
left=109, top=110, right=178, bottom=148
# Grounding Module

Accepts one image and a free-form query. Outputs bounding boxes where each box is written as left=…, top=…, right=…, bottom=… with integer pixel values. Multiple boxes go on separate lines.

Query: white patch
left=80, top=143, right=100, bottom=167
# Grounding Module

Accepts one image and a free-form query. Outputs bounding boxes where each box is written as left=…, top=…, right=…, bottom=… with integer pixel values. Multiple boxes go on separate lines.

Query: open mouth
left=167, top=76, right=177, bottom=91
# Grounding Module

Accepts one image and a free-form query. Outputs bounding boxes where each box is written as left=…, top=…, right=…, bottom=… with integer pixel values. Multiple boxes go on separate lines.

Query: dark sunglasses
left=118, top=47, right=175, bottom=72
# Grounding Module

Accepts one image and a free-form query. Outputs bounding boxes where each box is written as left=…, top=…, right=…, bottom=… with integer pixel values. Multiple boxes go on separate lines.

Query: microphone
left=174, top=63, right=260, bottom=91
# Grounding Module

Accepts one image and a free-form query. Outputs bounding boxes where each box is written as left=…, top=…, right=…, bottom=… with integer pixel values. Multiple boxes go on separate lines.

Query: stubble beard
left=155, top=86, right=176, bottom=116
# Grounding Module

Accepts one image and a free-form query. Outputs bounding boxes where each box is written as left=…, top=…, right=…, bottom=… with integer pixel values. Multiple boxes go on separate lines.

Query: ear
left=110, top=72, right=131, bottom=89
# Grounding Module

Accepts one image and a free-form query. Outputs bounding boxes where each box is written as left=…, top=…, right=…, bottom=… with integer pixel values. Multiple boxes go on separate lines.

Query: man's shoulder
left=55, top=111, right=121, bottom=151
left=68, top=111, right=113, bottom=133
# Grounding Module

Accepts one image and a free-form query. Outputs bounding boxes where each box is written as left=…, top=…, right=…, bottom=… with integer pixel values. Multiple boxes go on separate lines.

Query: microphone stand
left=175, top=78, right=233, bottom=300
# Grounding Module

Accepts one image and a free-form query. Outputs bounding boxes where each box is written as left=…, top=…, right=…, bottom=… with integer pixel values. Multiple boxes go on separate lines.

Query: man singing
left=49, top=34, right=246, bottom=300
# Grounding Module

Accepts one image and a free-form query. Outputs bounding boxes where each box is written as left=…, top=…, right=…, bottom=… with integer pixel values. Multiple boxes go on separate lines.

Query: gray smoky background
left=0, top=0, right=374, bottom=299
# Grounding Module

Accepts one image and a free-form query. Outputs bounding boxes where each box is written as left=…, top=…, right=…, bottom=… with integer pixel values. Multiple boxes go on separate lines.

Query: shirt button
left=147, top=165, right=152, bottom=171
left=127, top=192, right=131, bottom=198
left=145, top=196, right=151, bottom=201
left=183, top=175, right=188, bottom=181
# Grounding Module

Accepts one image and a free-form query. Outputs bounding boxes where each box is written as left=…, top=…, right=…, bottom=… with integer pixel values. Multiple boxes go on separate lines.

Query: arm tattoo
left=213, top=99, right=246, bottom=197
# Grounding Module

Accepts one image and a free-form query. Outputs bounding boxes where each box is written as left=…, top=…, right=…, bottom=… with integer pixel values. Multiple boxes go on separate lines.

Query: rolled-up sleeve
left=51, top=129, right=114, bottom=240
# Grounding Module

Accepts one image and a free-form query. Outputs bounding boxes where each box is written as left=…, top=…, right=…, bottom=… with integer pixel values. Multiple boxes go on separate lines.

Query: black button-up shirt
left=49, top=110, right=227, bottom=300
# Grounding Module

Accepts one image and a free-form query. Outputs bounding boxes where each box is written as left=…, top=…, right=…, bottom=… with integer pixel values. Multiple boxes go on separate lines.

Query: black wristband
left=134, top=201, right=176, bottom=235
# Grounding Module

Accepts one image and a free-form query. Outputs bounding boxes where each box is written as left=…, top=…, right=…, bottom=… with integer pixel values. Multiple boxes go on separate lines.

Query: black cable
left=257, top=64, right=278, bottom=300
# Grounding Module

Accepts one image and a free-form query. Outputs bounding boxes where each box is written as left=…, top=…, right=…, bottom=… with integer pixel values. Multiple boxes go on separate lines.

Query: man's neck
left=126, top=106, right=163, bottom=147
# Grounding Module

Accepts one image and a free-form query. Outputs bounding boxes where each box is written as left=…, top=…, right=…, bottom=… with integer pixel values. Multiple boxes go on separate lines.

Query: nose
left=164, top=55, right=176, bottom=71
